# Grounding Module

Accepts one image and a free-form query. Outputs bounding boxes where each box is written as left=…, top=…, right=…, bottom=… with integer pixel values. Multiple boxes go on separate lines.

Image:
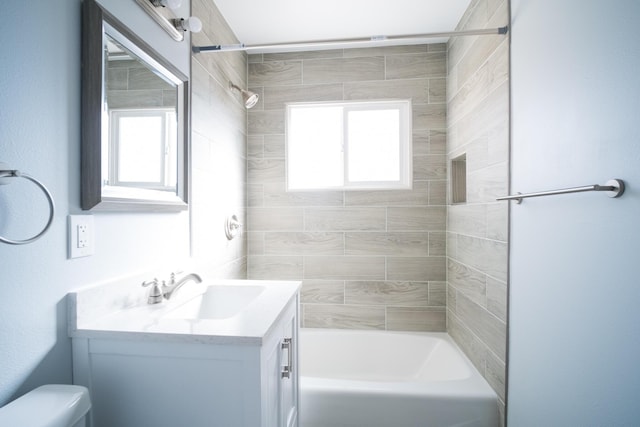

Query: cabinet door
left=264, top=337, right=281, bottom=427
left=280, top=302, right=298, bottom=427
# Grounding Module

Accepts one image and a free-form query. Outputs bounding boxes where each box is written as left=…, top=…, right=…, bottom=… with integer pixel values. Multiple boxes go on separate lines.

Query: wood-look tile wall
left=190, top=0, right=248, bottom=278
left=247, top=45, right=448, bottom=331
left=107, top=59, right=176, bottom=109
left=447, top=0, right=510, bottom=420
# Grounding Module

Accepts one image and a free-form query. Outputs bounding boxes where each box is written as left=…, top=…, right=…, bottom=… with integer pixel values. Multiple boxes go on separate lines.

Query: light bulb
left=182, top=16, right=202, bottom=33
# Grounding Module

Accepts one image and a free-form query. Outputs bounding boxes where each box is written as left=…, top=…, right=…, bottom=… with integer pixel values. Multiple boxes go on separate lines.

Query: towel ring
left=0, top=167, right=55, bottom=245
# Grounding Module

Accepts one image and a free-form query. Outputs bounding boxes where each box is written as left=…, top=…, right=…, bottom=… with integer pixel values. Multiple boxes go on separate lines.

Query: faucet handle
left=141, top=278, right=159, bottom=287
left=141, top=278, right=163, bottom=304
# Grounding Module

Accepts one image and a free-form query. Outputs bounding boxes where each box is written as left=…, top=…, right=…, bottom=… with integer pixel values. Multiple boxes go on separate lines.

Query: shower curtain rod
left=192, top=26, right=509, bottom=53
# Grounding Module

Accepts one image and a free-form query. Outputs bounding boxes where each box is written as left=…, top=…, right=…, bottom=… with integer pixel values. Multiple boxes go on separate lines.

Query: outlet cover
left=69, top=215, right=94, bottom=258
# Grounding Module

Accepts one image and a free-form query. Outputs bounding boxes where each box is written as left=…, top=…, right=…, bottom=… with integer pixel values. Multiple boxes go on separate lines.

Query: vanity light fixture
left=136, top=0, right=202, bottom=42
left=151, top=0, right=182, bottom=10
left=229, top=82, right=259, bottom=109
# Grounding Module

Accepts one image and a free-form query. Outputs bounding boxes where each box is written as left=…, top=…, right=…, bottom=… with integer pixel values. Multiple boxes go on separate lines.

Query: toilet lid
left=0, top=385, right=91, bottom=427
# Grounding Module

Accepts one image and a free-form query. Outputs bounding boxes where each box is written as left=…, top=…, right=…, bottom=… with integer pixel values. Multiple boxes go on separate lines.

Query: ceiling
left=211, top=0, right=472, bottom=52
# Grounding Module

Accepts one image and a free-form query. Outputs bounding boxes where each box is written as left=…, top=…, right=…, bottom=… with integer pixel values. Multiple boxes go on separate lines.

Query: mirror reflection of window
left=109, top=109, right=177, bottom=191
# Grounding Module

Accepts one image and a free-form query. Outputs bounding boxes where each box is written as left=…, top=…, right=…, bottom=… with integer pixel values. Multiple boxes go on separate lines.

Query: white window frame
left=286, top=99, right=412, bottom=191
left=108, top=108, right=177, bottom=191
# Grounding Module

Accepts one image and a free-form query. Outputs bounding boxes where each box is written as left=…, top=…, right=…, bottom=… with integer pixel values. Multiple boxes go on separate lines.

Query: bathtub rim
left=298, top=328, right=498, bottom=400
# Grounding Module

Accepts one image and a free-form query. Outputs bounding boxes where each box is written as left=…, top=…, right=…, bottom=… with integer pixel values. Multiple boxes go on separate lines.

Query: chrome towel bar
left=497, top=179, right=625, bottom=204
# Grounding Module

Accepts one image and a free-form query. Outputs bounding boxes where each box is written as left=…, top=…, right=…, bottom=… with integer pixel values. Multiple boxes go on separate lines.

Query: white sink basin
left=70, top=278, right=301, bottom=344
left=163, top=285, right=266, bottom=320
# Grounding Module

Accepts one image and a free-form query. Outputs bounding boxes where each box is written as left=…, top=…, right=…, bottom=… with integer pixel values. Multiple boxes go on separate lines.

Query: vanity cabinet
left=71, top=293, right=299, bottom=427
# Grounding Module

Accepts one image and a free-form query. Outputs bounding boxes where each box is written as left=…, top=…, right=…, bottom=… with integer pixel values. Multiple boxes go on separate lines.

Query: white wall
left=509, top=0, right=640, bottom=424
left=0, top=0, right=191, bottom=405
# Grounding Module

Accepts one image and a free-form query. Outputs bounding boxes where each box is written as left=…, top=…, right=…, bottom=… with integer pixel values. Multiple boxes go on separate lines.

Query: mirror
left=81, top=0, right=188, bottom=211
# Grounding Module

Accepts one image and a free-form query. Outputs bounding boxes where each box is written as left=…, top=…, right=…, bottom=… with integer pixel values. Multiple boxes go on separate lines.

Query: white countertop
left=68, top=278, right=301, bottom=346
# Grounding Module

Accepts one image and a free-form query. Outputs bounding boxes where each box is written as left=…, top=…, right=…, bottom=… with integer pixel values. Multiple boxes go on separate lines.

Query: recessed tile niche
left=451, top=154, right=467, bottom=204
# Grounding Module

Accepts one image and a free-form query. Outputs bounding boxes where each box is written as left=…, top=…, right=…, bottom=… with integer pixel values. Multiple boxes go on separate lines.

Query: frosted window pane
left=347, top=109, right=400, bottom=182
left=288, top=107, right=343, bottom=189
left=287, top=100, right=410, bottom=190
left=118, top=116, right=163, bottom=182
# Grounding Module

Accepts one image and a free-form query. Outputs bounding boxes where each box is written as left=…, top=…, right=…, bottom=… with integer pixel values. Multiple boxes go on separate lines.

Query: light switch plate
left=69, top=215, right=94, bottom=258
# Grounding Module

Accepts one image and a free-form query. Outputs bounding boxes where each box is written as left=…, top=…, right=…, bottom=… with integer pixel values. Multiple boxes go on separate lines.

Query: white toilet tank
left=0, top=385, right=91, bottom=427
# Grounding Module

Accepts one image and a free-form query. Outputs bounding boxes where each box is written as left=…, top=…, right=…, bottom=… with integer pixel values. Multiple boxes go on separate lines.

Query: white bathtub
left=299, top=329, right=499, bottom=427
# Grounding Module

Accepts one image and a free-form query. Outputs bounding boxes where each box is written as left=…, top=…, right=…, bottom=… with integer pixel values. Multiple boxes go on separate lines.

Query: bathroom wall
left=508, top=0, right=640, bottom=424
left=446, top=0, right=509, bottom=418
left=0, top=0, right=245, bottom=406
left=0, top=0, right=188, bottom=405
left=190, top=0, right=248, bottom=278
left=246, top=46, right=448, bottom=331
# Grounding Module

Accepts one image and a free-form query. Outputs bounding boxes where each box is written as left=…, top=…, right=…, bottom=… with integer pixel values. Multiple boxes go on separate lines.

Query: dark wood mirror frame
left=81, top=0, right=189, bottom=211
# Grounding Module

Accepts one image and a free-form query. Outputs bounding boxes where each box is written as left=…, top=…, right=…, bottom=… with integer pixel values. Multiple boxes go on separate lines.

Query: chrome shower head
left=229, top=81, right=259, bottom=109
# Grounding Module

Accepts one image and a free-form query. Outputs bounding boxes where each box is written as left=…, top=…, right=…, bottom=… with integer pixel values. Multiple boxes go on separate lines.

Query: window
left=108, top=108, right=177, bottom=191
left=286, top=100, right=412, bottom=190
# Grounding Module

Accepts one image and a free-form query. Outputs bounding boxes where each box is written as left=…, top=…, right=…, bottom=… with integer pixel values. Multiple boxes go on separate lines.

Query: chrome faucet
left=141, top=272, right=202, bottom=304
left=141, top=278, right=163, bottom=304
left=161, top=272, right=203, bottom=300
